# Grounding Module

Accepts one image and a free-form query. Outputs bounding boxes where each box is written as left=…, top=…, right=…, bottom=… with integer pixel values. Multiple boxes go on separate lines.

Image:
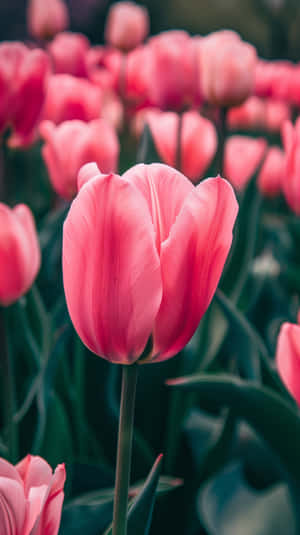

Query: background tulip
left=0, top=455, right=65, bottom=535
left=0, top=203, right=40, bottom=306
left=281, top=118, right=300, bottom=215
left=105, top=1, right=149, bottom=52
left=63, top=163, right=238, bottom=364
left=257, top=146, right=285, bottom=197
left=276, top=322, right=300, bottom=405
left=200, top=30, right=257, bottom=107
left=48, top=32, right=90, bottom=77
left=145, top=110, right=217, bottom=182
left=40, top=119, right=120, bottom=199
left=27, top=0, right=69, bottom=40
left=224, top=135, right=267, bottom=191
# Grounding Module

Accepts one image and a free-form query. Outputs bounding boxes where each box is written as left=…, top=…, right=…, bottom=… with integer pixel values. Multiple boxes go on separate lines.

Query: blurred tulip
left=281, top=118, right=300, bottom=215
left=42, top=74, right=102, bottom=125
left=48, top=32, right=90, bottom=77
left=87, top=46, right=123, bottom=92
left=105, top=1, right=149, bottom=52
left=200, top=30, right=257, bottom=107
left=124, top=45, right=153, bottom=109
left=0, top=42, right=50, bottom=147
left=63, top=162, right=238, bottom=364
left=146, top=31, right=201, bottom=111
left=276, top=321, right=300, bottom=405
left=40, top=119, right=119, bottom=199
left=101, top=91, right=123, bottom=131
left=254, top=59, right=294, bottom=101
left=0, top=203, right=40, bottom=306
left=224, top=135, right=267, bottom=191
left=228, top=97, right=266, bottom=131
left=27, top=0, right=69, bottom=41
left=145, top=110, right=217, bottom=182
left=0, top=455, right=65, bottom=534
left=257, top=146, right=285, bottom=197
left=265, top=99, right=291, bottom=133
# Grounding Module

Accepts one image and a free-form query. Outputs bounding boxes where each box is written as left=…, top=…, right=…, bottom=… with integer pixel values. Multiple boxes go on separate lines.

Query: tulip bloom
left=42, top=74, right=102, bottom=125
left=276, top=321, right=300, bottom=405
left=0, top=203, right=41, bottom=306
left=48, top=32, right=90, bottom=77
left=87, top=46, right=123, bottom=93
left=27, top=0, right=69, bottom=40
left=40, top=119, right=119, bottom=199
left=0, top=454, right=65, bottom=534
left=228, top=97, right=266, bottom=131
left=200, top=30, right=257, bottom=107
left=144, top=110, right=217, bottom=182
left=63, top=163, right=238, bottom=364
left=281, top=118, right=300, bottom=215
left=0, top=42, right=49, bottom=147
left=105, top=1, right=149, bottom=51
left=257, top=146, right=285, bottom=197
left=224, top=135, right=267, bottom=191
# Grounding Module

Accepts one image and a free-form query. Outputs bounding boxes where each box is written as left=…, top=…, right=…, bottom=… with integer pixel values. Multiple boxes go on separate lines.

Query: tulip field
left=2, top=0, right=300, bottom=534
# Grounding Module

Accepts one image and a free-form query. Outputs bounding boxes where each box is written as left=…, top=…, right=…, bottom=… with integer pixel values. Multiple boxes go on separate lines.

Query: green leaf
left=198, top=462, right=297, bottom=535
left=136, top=124, right=161, bottom=164
left=60, top=498, right=113, bottom=535
left=167, top=374, right=300, bottom=482
left=104, top=454, right=163, bottom=535
left=39, top=392, right=74, bottom=466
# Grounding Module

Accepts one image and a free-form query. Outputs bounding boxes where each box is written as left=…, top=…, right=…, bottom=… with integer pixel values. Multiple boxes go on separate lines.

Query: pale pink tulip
left=63, top=163, right=238, bottom=364
left=40, top=119, right=119, bottom=199
left=105, top=1, right=149, bottom=51
left=0, top=204, right=40, bottom=305
left=257, top=146, right=285, bottom=197
left=200, top=30, right=257, bottom=107
left=48, top=32, right=90, bottom=77
left=42, top=74, right=102, bottom=125
left=0, top=454, right=65, bottom=535
left=145, top=110, right=217, bottom=182
left=276, top=322, right=300, bottom=405
left=281, top=118, right=300, bottom=215
left=27, top=0, right=69, bottom=40
left=224, top=135, right=267, bottom=191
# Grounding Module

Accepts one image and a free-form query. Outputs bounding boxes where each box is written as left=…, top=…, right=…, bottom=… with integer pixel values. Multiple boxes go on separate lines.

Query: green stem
left=216, top=107, right=228, bottom=175
left=112, top=364, right=138, bottom=535
left=0, top=307, right=18, bottom=462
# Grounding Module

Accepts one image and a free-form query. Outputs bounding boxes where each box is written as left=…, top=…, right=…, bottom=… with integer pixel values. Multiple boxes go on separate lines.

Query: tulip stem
left=112, top=364, right=138, bottom=535
left=216, top=106, right=228, bottom=175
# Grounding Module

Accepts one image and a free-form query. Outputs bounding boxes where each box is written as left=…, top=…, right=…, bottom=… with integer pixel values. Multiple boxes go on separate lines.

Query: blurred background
left=2, top=0, right=300, bottom=60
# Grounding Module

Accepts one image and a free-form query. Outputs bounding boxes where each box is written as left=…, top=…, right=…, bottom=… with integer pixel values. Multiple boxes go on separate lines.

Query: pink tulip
left=228, top=97, right=266, bottom=131
left=42, top=74, right=102, bottom=125
left=200, top=30, right=257, bottom=107
left=63, top=162, right=238, bottom=364
left=264, top=99, right=291, bottom=133
left=0, top=454, right=65, bottom=535
left=27, top=0, right=69, bottom=40
left=101, top=91, right=124, bottom=131
left=257, top=146, right=285, bottom=197
left=40, top=119, right=119, bottom=199
left=146, top=31, right=200, bottom=111
left=87, top=46, right=123, bottom=93
left=144, top=110, right=217, bottom=182
left=276, top=322, right=300, bottom=405
left=124, top=45, right=153, bottom=109
left=0, top=203, right=40, bottom=305
left=254, top=59, right=294, bottom=101
left=105, top=1, right=149, bottom=51
left=224, top=135, right=267, bottom=191
left=281, top=118, right=300, bottom=215
left=0, top=42, right=50, bottom=147
left=48, top=32, right=90, bottom=77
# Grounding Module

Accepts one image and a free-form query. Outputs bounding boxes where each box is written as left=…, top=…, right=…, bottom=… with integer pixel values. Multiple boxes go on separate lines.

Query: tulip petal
left=16, top=455, right=52, bottom=497
left=0, top=477, right=26, bottom=535
left=30, top=464, right=66, bottom=535
left=151, top=176, right=238, bottom=362
left=276, top=323, right=300, bottom=405
left=63, top=171, right=162, bottom=363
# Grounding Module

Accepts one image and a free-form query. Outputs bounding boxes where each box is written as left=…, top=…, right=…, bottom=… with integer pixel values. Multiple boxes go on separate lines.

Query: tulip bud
left=144, top=110, right=217, bottom=182
left=276, top=322, right=300, bottom=405
left=40, top=119, right=120, bottom=200
left=63, top=162, right=238, bottom=364
left=48, top=32, right=90, bottom=77
left=257, top=146, right=285, bottom=197
left=42, top=74, right=102, bottom=125
left=200, top=30, right=257, bottom=108
left=0, top=455, right=65, bottom=534
left=0, top=204, right=40, bottom=306
left=105, top=1, right=149, bottom=51
left=27, top=0, right=69, bottom=41
left=224, top=135, right=267, bottom=191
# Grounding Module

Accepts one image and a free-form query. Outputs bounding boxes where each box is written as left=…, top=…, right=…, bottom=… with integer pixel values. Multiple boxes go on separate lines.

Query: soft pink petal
left=30, top=464, right=66, bottom=535
left=16, top=455, right=52, bottom=497
left=0, top=477, right=26, bottom=535
left=276, top=323, right=300, bottom=405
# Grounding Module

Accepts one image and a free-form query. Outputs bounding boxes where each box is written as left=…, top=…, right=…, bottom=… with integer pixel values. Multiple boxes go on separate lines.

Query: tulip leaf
left=136, top=124, right=161, bottom=165
left=39, top=392, right=74, bottom=467
left=198, top=462, right=297, bottom=535
left=167, top=373, right=300, bottom=482
left=104, top=454, right=163, bottom=535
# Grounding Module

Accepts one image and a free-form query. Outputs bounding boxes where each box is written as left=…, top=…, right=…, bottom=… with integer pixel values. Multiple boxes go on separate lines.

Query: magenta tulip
left=0, top=454, right=65, bottom=535
left=276, top=322, right=300, bottom=405
left=63, top=163, right=238, bottom=364
left=0, top=203, right=41, bottom=306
